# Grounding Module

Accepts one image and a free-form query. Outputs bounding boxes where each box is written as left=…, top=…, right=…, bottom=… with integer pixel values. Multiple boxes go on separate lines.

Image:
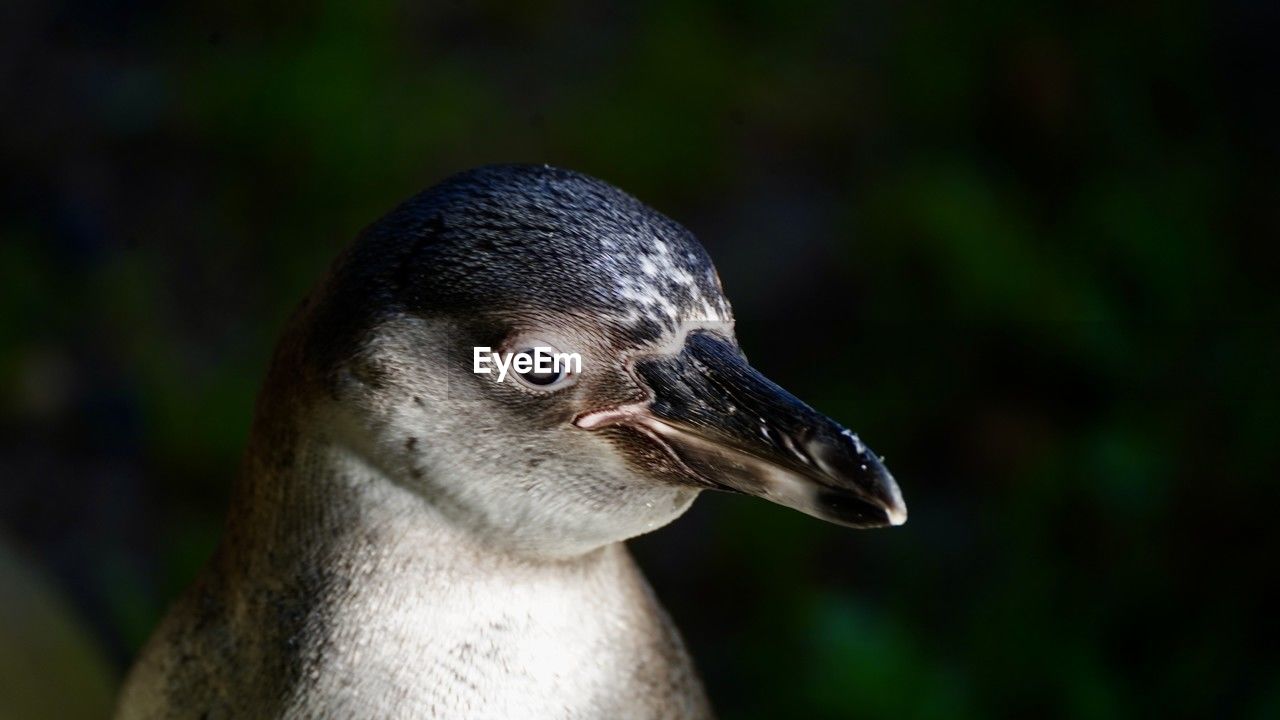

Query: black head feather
left=309, top=164, right=732, bottom=367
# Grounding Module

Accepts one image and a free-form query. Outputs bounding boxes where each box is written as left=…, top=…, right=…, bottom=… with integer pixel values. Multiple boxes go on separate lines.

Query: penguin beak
left=576, top=331, right=906, bottom=529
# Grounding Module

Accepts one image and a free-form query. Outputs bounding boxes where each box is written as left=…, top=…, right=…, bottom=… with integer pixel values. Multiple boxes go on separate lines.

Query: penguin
left=116, top=164, right=907, bottom=719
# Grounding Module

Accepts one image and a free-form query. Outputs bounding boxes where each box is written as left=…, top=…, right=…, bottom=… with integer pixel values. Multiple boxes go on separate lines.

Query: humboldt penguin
left=116, top=164, right=907, bottom=719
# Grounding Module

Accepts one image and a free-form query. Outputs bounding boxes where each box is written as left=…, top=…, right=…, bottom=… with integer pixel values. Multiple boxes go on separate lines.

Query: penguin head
left=294, top=165, right=904, bottom=557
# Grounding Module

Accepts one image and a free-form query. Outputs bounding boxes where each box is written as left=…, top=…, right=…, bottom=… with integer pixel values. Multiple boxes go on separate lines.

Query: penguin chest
left=293, top=567, right=703, bottom=718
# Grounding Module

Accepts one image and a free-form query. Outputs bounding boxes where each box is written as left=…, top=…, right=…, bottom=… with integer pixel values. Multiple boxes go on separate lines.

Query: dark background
left=2, top=1, right=1278, bottom=718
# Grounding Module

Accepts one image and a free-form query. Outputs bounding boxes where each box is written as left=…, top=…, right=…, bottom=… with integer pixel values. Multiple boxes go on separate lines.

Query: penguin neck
left=223, top=396, right=622, bottom=600
left=205, top=402, right=707, bottom=716
left=208, top=407, right=692, bottom=715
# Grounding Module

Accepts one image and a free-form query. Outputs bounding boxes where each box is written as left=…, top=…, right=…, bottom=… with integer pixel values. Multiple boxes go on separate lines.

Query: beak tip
left=886, top=505, right=908, bottom=526
left=857, top=464, right=907, bottom=527
left=883, top=477, right=907, bottom=526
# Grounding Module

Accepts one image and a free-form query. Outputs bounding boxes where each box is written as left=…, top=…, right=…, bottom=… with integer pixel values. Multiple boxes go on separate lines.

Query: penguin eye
left=517, top=363, right=565, bottom=387
left=511, top=345, right=578, bottom=391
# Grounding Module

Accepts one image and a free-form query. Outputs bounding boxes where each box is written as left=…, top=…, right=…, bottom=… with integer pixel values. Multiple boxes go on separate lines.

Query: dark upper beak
left=577, top=331, right=906, bottom=529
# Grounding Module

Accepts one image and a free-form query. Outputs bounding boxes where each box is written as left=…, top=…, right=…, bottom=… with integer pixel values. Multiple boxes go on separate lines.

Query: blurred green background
left=2, top=1, right=1278, bottom=718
